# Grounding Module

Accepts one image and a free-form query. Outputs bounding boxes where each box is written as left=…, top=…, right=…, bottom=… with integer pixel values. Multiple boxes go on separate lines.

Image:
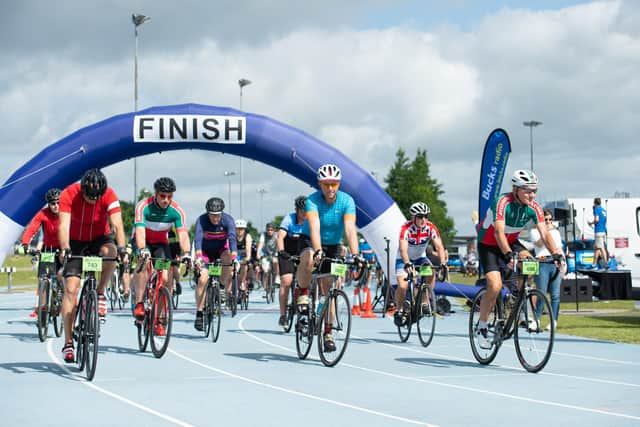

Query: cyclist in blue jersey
left=193, top=197, right=237, bottom=331
left=276, top=196, right=307, bottom=328
left=296, top=164, right=363, bottom=351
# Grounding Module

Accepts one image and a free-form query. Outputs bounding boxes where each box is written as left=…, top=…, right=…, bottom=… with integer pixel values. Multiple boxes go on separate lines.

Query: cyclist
left=394, top=202, right=446, bottom=326
left=193, top=197, right=237, bottom=331
left=132, top=177, right=191, bottom=335
left=235, top=219, right=253, bottom=297
left=22, top=188, right=63, bottom=317
left=276, top=196, right=307, bottom=328
left=296, top=164, right=362, bottom=352
left=475, top=169, right=563, bottom=349
left=256, top=222, right=279, bottom=293
left=168, top=226, right=183, bottom=297
left=58, top=169, right=127, bottom=363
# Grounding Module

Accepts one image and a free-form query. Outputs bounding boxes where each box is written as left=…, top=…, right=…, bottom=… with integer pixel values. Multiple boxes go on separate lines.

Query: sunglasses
left=415, top=214, right=428, bottom=219
left=520, top=188, right=537, bottom=194
left=156, top=193, right=173, bottom=200
left=49, top=202, right=59, bottom=206
left=545, top=218, right=553, bottom=222
left=320, top=181, right=340, bottom=189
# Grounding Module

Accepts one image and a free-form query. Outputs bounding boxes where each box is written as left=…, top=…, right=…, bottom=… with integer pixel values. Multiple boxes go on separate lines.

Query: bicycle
left=106, top=261, right=127, bottom=311
left=468, top=256, right=557, bottom=373
left=261, top=257, right=276, bottom=304
left=281, top=255, right=301, bottom=334
left=237, top=260, right=251, bottom=311
left=32, top=250, right=63, bottom=341
left=135, top=256, right=175, bottom=358
left=395, top=264, right=442, bottom=347
left=196, top=261, right=228, bottom=343
left=295, top=256, right=363, bottom=367
left=67, top=254, right=118, bottom=381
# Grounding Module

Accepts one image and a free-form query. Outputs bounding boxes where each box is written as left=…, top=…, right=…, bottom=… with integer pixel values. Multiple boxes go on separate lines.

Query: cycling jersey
left=134, top=196, right=187, bottom=244
left=59, top=183, right=121, bottom=242
left=302, top=190, right=356, bottom=246
left=21, top=207, right=60, bottom=249
left=237, top=233, right=249, bottom=259
left=194, top=212, right=237, bottom=255
left=396, top=220, right=441, bottom=261
left=259, top=232, right=278, bottom=257
left=279, top=212, right=306, bottom=254
left=359, top=240, right=376, bottom=262
left=478, top=192, right=544, bottom=246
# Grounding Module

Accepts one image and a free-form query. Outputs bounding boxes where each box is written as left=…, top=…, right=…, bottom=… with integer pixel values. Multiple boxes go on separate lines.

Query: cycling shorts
left=64, top=235, right=115, bottom=278
left=478, top=240, right=527, bottom=274
left=299, top=235, right=341, bottom=274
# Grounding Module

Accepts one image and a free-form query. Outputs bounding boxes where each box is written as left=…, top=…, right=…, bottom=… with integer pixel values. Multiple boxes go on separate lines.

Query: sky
left=1, top=0, right=639, bottom=237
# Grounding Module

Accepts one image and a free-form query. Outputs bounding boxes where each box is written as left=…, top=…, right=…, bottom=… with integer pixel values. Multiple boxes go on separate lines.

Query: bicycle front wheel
left=52, top=282, right=63, bottom=338
left=514, top=288, right=554, bottom=373
left=468, top=288, right=502, bottom=365
left=37, top=278, right=51, bottom=342
left=85, top=290, right=100, bottom=381
left=318, top=289, right=352, bottom=367
left=210, top=285, right=222, bottom=343
left=284, top=285, right=295, bottom=333
left=416, top=286, right=436, bottom=347
left=150, top=287, right=172, bottom=358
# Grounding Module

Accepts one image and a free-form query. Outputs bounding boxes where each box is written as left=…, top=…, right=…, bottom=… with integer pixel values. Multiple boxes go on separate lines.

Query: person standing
left=588, top=197, right=608, bottom=269
left=531, top=209, right=564, bottom=329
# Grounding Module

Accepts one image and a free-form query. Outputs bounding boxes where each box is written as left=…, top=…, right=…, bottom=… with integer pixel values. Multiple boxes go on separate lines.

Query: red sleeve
left=531, top=201, right=544, bottom=224
left=102, top=187, right=121, bottom=215
left=21, top=210, right=44, bottom=245
left=398, top=222, right=410, bottom=241
left=428, top=222, right=441, bottom=240
left=58, top=184, right=77, bottom=214
left=495, top=195, right=509, bottom=221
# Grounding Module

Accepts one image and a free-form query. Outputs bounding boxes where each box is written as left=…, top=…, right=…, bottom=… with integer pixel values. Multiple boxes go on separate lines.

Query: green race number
left=208, top=264, right=222, bottom=276
left=521, top=260, right=539, bottom=275
left=330, top=262, right=347, bottom=276
left=154, top=259, right=171, bottom=271
left=82, top=256, right=102, bottom=272
left=40, top=252, right=56, bottom=263
left=419, top=265, right=433, bottom=276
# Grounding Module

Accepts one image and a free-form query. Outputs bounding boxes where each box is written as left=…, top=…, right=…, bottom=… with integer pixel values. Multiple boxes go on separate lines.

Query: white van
left=546, top=198, right=640, bottom=289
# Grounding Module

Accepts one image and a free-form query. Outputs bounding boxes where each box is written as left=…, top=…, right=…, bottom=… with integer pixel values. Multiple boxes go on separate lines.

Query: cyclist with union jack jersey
left=394, top=202, right=446, bottom=327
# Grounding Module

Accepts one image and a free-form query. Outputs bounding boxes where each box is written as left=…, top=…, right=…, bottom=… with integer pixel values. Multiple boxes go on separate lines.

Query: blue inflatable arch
left=0, top=103, right=405, bottom=281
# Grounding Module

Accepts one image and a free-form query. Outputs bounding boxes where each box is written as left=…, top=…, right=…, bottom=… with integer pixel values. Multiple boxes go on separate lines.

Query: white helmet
left=511, top=169, right=539, bottom=187
left=317, top=164, right=342, bottom=182
left=235, top=219, right=247, bottom=228
left=409, top=202, right=430, bottom=216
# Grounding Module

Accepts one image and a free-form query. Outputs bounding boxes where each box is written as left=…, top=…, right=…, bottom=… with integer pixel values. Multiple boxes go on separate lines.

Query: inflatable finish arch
left=0, top=103, right=405, bottom=279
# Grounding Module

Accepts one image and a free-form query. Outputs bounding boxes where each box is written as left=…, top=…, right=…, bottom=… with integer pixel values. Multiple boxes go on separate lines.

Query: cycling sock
left=478, top=320, right=488, bottom=330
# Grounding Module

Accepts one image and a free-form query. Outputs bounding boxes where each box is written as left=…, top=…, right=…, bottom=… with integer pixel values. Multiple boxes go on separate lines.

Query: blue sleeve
left=279, top=213, right=293, bottom=231
left=343, top=192, right=356, bottom=216
left=224, top=214, right=238, bottom=253
left=194, top=217, right=203, bottom=251
left=305, top=194, right=318, bottom=214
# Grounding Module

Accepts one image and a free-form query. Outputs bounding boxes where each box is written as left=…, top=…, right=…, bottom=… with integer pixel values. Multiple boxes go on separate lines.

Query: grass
left=1, top=254, right=37, bottom=289
left=448, top=272, right=640, bottom=344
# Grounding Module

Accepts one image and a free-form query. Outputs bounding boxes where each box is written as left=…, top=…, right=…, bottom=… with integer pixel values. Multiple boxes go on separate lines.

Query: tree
left=384, top=148, right=456, bottom=246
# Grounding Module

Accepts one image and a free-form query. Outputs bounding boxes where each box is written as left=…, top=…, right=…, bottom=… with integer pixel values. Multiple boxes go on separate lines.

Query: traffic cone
left=351, top=287, right=361, bottom=316
left=360, top=286, right=376, bottom=318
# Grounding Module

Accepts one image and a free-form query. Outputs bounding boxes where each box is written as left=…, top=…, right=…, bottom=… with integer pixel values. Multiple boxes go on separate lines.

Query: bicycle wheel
left=416, top=286, right=436, bottom=347
left=137, top=290, right=150, bottom=352
left=284, top=285, right=295, bottom=333
left=468, top=288, right=502, bottom=365
left=318, top=289, right=352, bottom=367
left=84, top=290, right=100, bottom=381
left=75, top=290, right=86, bottom=371
left=172, top=280, right=179, bottom=309
left=37, top=278, right=50, bottom=342
left=396, top=292, right=412, bottom=343
left=231, top=275, right=238, bottom=317
left=150, top=287, right=173, bottom=358
left=514, top=288, right=554, bottom=373
left=203, top=283, right=212, bottom=338
left=51, top=281, right=63, bottom=337
left=210, top=285, right=221, bottom=343
left=108, top=271, right=118, bottom=310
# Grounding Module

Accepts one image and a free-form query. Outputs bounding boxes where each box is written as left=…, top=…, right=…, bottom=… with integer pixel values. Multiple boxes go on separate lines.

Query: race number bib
left=40, top=252, right=56, bottom=263
left=82, top=256, right=102, bottom=272
left=154, top=259, right=171, bottom=271
left=521, top=260, right=539, bottom=275
left=419, top=265, right=433, bottom=276
left=330, top=262, right=347, bottom=276
left=208, top=264, right=222, bottom=276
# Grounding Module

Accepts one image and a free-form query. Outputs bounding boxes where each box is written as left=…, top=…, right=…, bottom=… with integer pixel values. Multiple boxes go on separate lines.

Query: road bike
left=32, top=250, right=63, bottom=341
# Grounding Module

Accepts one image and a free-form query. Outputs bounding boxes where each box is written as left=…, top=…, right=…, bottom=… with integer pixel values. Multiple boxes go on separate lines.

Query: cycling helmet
left=294, top=195, right=306, bottom=210
left=235, top=219, right=247, bottom=229
left=511, top=169, right=538, bottom=187
left=409, top=202, right=430, bottom=216
left=45, top=188, right=61, bottom=203
left=265, top=222, right=275, bottom=230
left=317, top=164, right=342, bottom=182
left=206, top=197, right=225, bottom=214
left=154, top=177, right=176, bottom=193
left=80, top=169, right=107, bottom=200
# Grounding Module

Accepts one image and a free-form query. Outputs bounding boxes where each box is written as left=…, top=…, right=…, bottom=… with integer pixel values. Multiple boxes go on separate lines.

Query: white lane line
left=168, top=315, right=438, bottom=427
left=45, top=339, right=195, bottom=427
left=359, top=334, right=640, bottom=388
left=238, top=315, right=640, bottom=421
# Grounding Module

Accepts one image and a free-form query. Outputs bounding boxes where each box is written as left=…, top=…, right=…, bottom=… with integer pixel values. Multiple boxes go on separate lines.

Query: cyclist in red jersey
left=22, top=188, right=63, bottom=317
left=58, top=169, right=127, bottom=363
left=474, top=170, right=563, bottom=349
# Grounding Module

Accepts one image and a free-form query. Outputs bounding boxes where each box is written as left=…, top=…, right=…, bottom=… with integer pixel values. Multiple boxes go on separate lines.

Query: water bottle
left=317, top=295, right=325, bottom=315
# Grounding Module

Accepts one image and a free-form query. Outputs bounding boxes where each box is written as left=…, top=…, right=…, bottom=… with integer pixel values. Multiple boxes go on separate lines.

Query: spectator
left=531, top=209, right=564, bottom=329
left=588, top=197, right=608, bottom=269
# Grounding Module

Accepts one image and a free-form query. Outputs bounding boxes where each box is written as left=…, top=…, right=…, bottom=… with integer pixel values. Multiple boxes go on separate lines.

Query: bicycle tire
left=468, top=288, right=502, bottom=365
left=75, top=286, right=87, bottom=371
left=416, top=285, right=436, bottom=347
left=51, top=281, right=63, bottom=337
left=204, top=282, right=213, bottom=338
left=37, top=278, right=50, bottom=342
left=137, top=289, right=150, bottom=352
left=108, top=271, right=118, bottom=311
left=318, top=289, right=352, bottom=367
left=84, top=290, right=100, bottom=381
left=211, top=285, right=221, bottom=343
left=284, top=285, right=295, bottom=333
left=396, top=295, right=412, bottom=343
left=514, top=288, right=554, bottom=373
left=150, top=286, right=172, bottom=358
left=231, top=275, right=238, bottom=317
left=295, top=291, right=314, bottom=360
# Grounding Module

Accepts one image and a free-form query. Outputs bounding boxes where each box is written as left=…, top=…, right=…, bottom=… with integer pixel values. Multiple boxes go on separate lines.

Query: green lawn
left=1, top=254, right=37, bottom=289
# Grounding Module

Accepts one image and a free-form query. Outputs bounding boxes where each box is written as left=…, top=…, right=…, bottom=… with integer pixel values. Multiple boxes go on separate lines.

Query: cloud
left=2, top=0, right=639, bottom=238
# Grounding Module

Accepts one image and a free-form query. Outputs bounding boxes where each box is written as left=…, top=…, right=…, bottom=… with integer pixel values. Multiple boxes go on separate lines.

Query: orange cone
left=360, top=286, right=376, bottom=318
left=351, top=287, right=362, bottom=316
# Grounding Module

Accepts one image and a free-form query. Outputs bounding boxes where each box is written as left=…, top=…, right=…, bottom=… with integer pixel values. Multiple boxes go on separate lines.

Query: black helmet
left=45, top=188, right=61, bottom=203
left=206, top=197, right=225, bottom=214
left=80, top=169, right=107, bottom=200
left=154, top=177, right=176, bottom=193
left=294, top=196, right=306, bottom=210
